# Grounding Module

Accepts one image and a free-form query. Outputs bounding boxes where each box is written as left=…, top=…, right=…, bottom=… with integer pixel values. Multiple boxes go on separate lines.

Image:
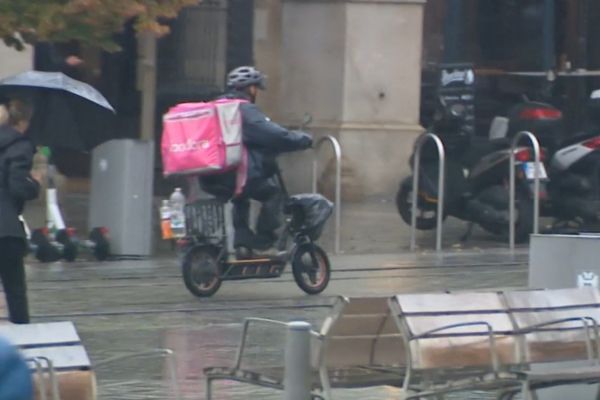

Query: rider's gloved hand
left=297, top=131, right=313, bottom=149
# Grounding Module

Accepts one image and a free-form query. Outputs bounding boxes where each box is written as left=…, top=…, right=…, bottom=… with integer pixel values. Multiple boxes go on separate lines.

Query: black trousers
left=200, top=173, right=283, bottom=248
left=0, top=238, right=29, bottom=324
left=232, top=178, right=283, bottom=247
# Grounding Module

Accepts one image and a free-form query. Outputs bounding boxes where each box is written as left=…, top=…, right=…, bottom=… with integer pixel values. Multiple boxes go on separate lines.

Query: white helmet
left=226, top=66, right=266, bottom=90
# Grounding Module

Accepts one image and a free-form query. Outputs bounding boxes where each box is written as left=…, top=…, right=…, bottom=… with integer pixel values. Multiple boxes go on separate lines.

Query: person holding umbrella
left=0, top=96, right=42, bottom=324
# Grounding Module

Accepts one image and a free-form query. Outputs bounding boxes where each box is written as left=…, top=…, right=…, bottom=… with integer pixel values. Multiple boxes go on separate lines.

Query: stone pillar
left=275, top=0, right=426, bottom=199
left=0, top=44, right=32, bottom=77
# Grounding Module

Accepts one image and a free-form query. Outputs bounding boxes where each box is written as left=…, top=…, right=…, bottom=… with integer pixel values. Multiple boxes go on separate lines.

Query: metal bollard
left=312, top=136, right=342, bottom=254
left=410, top=132, right=446, bottom=252
left=509, top=131, right=541, bottom=250
left=284, top=321, right=312, bottom=400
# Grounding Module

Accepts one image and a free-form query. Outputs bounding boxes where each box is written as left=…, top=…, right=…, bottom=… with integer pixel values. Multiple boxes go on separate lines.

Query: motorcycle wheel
left=182, top=246, right=222, bottom=297
left=291, top=244, right=330, bottom=295
left=396, top=178, right=445, bottom=230
left=481, top=191, right=533, bottom=244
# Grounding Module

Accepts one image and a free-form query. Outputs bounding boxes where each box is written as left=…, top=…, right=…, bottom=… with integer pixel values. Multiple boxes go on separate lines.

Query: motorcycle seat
left=461, top=137, right=509, bottom=168
left=558, top=131, right=599, bottom=148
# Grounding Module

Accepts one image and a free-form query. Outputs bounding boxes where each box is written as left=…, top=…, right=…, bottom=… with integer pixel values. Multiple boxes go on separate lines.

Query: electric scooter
left=26, top=157, right=110, bottom=263
left=177, top=163, right=333, bottom=298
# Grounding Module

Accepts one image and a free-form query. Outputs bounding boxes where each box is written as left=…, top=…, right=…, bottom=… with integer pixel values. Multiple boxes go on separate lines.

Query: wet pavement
left=24, top=247, right=529, bottom=399
left=16, top=188, right=537, bottom=398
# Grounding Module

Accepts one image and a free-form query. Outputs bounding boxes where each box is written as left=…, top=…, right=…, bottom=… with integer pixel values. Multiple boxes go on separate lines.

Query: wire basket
left=184, top=199, right=226, bottom=240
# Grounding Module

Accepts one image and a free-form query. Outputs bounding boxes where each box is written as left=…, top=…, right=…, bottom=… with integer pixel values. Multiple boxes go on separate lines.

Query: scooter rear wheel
left=292, top=244, right=330, bottom=295
left=182, top=246, right=222, bottom=297
left=56, top=229, right=78, bottom=262
left=30, top=229, right=61, bottom=263
left=89, top=228, right=110, bottom=261
left=480, top=190, right=533, bottom=244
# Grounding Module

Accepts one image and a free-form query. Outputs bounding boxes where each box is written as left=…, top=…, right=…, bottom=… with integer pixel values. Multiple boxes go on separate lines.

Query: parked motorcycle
left=514, top=91, right=600, bottom=229
left=396, top=96, right=550, bottom=243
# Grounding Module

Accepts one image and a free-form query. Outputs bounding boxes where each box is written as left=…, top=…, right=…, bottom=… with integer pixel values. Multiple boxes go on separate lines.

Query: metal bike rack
left=509, top=131, right=542, bottom=250
left=410, top=133, right=446, bottom=251
left=312, top=135, right=342, bottom=254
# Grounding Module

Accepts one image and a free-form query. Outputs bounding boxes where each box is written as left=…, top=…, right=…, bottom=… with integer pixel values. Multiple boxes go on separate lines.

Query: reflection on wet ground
left=26, top=250, right=528, bottom=399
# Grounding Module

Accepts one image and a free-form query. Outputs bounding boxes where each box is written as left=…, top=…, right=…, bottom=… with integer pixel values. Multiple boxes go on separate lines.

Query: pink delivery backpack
left=161, top=99, right=248, bottom=195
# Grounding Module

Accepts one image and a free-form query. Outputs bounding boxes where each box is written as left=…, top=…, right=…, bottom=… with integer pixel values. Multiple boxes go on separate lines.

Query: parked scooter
left=396, top=95, right=549, bottom=243
left=26, top=160, right=110, bottom=263
left=514, top=90, right=600, bottom=229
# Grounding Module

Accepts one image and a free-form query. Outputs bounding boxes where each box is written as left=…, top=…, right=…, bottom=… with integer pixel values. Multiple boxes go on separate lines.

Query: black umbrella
left=0, top=71, right=117, bottom=151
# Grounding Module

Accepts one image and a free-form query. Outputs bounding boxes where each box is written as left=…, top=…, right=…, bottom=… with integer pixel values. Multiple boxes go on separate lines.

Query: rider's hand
left=30, top=170, right=44, bottom=184
left=65, top=55, right=84, bottom=67
left=298, top=132, right=313, bottom=149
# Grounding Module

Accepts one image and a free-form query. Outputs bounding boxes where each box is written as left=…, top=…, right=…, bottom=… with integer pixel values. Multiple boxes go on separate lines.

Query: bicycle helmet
left=226, top=66, right=266, bottom=90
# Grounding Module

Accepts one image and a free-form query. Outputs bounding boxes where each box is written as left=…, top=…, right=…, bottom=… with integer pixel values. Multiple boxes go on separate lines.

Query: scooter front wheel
left=182, top=246, right=222, bottom=297
left=291, top=244, right=330, bottom=295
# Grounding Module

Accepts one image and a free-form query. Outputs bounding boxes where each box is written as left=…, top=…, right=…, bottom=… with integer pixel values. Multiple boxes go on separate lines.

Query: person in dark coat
left=0, top=98, right=41, bottom=324
left=34, top=41, right=84, bottom=79
left=201, top=66, right=312, bottom=255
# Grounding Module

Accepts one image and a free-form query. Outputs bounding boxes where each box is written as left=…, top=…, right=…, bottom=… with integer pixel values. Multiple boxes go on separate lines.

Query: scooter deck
left=220, top=258, right=286, bottom=281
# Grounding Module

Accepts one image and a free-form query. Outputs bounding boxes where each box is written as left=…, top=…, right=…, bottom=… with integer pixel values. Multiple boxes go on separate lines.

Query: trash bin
left=530, top=233, right=600, bottom=290
left=529, top=233, right=600, bottom=400
left=89, top=139, right=154, bottom=257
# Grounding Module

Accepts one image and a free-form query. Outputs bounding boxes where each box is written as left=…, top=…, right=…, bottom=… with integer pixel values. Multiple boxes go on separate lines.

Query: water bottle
left=169, top=188, right=187, bottom=238
left=160, top=200, right=173, bottom=240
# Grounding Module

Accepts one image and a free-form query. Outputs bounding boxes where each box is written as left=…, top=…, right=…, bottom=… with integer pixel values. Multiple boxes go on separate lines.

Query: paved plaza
left=16, top=189, right=539, bottom=399
left=25, top=247, right=529, bottom=399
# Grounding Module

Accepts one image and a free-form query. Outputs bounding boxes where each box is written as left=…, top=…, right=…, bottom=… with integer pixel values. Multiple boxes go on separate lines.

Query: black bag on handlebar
left=284, top=194, right=333, bottom=241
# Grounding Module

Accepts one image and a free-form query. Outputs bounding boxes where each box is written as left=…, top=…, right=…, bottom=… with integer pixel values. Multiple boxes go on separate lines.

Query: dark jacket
left=223, top=90, right=312, bottom=180
left=34, top=41, right=82, bottom=79
left=200, top=91, right=312, bottom=198
left=0, top=125, right=40, bottom=238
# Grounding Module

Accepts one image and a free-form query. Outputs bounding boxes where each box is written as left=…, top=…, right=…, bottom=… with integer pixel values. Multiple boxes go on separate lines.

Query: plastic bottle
left=160, top=200, right=173, bottom=240
left=169, top=188, right=187, bottom=238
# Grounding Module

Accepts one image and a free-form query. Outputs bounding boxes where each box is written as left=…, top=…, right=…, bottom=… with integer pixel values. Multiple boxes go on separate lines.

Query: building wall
left=255, top=0, right=426, bottom=199
left=0, top=45, right=32, bottom=77
left=342, top=2, right=421, bottom=125
left=254, top=0, right=284, bottom=119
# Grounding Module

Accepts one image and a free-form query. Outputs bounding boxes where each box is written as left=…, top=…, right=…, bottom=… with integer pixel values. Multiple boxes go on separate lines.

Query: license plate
left=522, top=162, right=548, bottom=180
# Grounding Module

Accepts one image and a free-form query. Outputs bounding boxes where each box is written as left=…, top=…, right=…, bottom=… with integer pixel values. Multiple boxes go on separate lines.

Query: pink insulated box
left=161, top=99, right=246, bottom=177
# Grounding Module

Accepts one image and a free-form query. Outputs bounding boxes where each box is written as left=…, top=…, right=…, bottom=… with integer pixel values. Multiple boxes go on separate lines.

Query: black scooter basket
left=184, top=199, right=226, bottom=240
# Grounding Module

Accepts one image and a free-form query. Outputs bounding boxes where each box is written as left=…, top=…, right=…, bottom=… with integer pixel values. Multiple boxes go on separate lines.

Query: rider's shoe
left=235, top=246, right=285, bottom=261
left=233, top=228, right=256, bottom=248
left=235, top=246, right=254, bottom=260
left=253, top=247, right=288, bottom=262
left=252, top=232, right=277, bottom=250
left=234, top=228, right=276, bottom=250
